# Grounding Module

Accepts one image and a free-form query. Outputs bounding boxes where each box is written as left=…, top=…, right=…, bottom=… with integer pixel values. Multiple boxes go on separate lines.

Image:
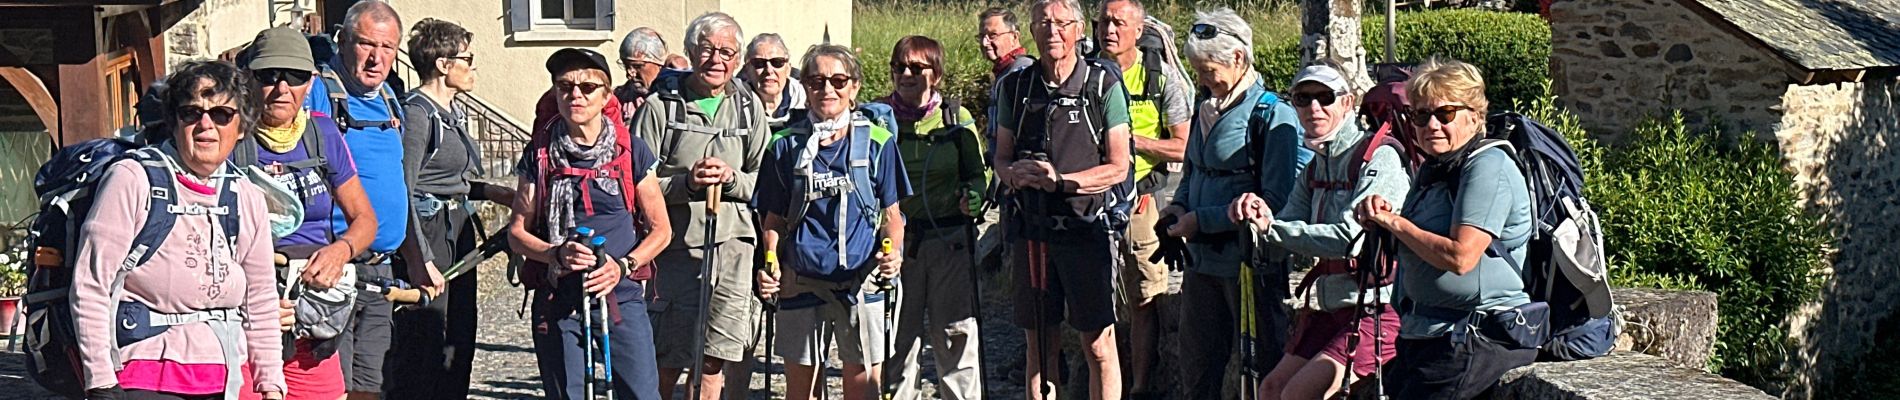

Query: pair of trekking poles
left=1237, top=223, right=1395, bottom=400
left=570, top=226, right=617, bottom=400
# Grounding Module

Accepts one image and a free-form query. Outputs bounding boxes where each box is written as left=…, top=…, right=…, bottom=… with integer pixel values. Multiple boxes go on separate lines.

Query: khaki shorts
left=649, top=239, right=761, bottom=367
left=772, top=271, right=892, bottom=366
left=1120, top=196, right=1171, bottom=305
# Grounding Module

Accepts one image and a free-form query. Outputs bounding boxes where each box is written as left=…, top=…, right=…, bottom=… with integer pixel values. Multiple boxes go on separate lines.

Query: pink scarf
left=884, top=92, right=940, bottom=123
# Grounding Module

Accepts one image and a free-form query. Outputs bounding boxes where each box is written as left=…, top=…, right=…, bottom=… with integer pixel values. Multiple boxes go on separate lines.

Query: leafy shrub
left=1583, top=111, right=1828, bottom=384
left=1253, top=9, right=1550, bottom=110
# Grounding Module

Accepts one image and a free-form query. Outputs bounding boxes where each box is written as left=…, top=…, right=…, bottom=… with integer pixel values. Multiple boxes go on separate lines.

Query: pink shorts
left=241, top=340, right=345, bottom=400
left=1285, top=305, right=1400, bottom=377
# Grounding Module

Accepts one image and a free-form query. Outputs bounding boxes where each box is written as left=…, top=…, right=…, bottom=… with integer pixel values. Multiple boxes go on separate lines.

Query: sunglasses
left=1190, top=24, right=1247, bottom=43
left=252, top=68, right=313, bottom=86
left=891, top=62, right=933, bottom=76
left=1290, top=89, right=1345, bottom=108
left=1408, top=105, right=1475, bottom=127
left=177, top=105, right=240, bottom=126
left=749, top=57, right=789, bottom=69
left=446, top=54, right=476, bottom=66
left=802, top=74, right=855, bottom=90
left=555, top=81, right=609, bottom=96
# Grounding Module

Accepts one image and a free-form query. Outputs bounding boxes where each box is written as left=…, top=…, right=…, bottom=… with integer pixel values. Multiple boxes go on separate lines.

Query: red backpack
left=520, top=91, right=655, bottom=292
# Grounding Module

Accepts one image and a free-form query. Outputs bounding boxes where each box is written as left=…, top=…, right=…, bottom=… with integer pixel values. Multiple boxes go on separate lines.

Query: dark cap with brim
left=546, top=48, right=612, bottom=77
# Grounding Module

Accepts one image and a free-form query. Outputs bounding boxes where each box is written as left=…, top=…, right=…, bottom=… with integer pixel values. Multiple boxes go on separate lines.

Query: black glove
left=86, top=386, right=126, bottom=400
left=1151, top=214, right=1193, bottom=269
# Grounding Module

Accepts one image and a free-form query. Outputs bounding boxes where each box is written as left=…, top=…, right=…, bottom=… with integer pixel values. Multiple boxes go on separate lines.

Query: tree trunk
left=1301, top=0, right=1375, bottom=93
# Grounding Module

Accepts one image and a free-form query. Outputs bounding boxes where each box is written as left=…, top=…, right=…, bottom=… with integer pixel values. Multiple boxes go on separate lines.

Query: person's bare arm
left=507, top=176, right=555, bottom=264
left=304, top=177, right=376, bottom=288
left=628, top=175, right=673, bottom=267
left=1132, top=122, right=1188, bottom=163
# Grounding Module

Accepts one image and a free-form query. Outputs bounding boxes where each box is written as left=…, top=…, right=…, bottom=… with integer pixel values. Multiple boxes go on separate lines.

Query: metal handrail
left=392, top=49, right=531, bottom=178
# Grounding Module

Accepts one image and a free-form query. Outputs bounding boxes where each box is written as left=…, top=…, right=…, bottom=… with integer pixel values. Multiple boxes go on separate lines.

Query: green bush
left=1582, top=111, right=1828, bottom=385
left=1254, top=9, right=1550, bottom=110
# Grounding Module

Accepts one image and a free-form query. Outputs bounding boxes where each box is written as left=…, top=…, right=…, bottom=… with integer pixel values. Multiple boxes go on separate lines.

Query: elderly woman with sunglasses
left=872, top=34, right=986, bottom=400
left=741, top=33, right=808, bottom=130
left=70, top=60, right=286, bottom=400
left=1228, top=63, right=1412, bottom=400
left=1353, top=58, right=1537, bottom=399
left=1159, top=8, right=1312, bottom=400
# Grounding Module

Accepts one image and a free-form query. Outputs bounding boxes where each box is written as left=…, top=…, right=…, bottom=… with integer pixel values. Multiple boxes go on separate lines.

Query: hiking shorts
left=1120, top=197, right=1170, bottom=305
left=648, top=239, right=761, bottom=367
left=1287, top=305, right=1400, bottom=377
left=1011, top=228, right=1119, bottom=332
left=239, top=341, right=344, bottom=400
left=773, top=272, right=892, bottom=366
left=337, top=261, right=392, bottom=393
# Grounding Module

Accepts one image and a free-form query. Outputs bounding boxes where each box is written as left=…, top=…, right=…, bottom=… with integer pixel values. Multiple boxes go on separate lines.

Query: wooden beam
left=0, top=67, right=60, bottom=142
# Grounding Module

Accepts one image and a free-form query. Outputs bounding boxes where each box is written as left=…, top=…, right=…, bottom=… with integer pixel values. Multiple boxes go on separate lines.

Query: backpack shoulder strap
left=404, top=92, right=447, bottom=168
left=122, top=149, right=181, bottom=271
left=1349, top=126, right=1406, bottom=186
left=1247, top=91, right=1283, bottom=167
left=317, top=68, right=353, bottom=128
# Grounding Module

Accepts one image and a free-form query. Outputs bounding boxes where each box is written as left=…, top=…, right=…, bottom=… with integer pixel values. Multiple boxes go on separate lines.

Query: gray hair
left=685, top=12, right=743, bottom=51
left=619, top=27, right=665, bottom=62
left=978, top=7, right=1019, bottom=33
left=341, top=0, right=401, bottom=40
left=1028, top=0, right=1085, bottom=25
left=800, top=43, right=863, bottom=83
left=1184, top=7, right=1253, bottom=67
left=1098, top=0, right=1146, bottom=19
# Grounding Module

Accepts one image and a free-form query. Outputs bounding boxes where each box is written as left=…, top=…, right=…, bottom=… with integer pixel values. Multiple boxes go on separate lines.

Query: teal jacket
left=1173, top=74, right=1311, bottom=278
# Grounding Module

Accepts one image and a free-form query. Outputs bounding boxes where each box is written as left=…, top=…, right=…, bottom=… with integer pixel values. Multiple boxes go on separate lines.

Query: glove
left=1151, top=214, right=1193, bottom=270
left=86, top=386, right=126, bottom=400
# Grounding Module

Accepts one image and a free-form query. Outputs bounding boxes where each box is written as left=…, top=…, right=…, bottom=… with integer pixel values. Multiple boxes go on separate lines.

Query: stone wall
left=1547, top=0, right=1801, bottom=139
left=164, top=0, right=270, bottom=68
left=1776, top=74, right=1900, bottom=399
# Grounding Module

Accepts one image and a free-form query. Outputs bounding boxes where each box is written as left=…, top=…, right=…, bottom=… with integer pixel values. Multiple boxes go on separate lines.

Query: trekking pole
left=688, top=183, right=721, bottom=400
left=965, top=222, right=987, bottom=395
left=1238, top=223, right=1260, bottom=400
left=879, top=238, right=899, bottom=400
left=573, top=227, right=599, bottom=400
left=1031, top=240, right=1055, bottom=400
left=763, top=250, right=781, bottom=398
left=818, top=323, right=833, bottom=400
left=587, top=235, right=616, bottom=400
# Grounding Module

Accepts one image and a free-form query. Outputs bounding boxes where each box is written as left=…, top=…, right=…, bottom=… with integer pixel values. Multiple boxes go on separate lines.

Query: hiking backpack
left=1003, top=58, right=1138, bottom=234
left=315, top=67, right=405, bottom=131
left=1469, top=112, right=1617, bottom=361
left=1241, top=91, right=1317, bottom=210
left=522, top=92, right=654, bottom=291
left=22, top=140, right=243, bottom=398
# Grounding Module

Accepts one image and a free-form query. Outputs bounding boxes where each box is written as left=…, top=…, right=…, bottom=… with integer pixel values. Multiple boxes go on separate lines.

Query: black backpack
left=1472, top=112, right=1617, bottom=361
left=21, top=140, right=243, bottom=398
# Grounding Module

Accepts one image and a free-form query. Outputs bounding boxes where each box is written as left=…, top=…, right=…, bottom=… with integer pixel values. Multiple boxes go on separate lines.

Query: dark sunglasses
left=802, top=74, right=855, bottom=90
left=1190, top=23, right=1246, bottom=43
left=891, top=62, right=933, bottom=76
left=252, top=69, right=313, bottom=86
left=749, top=57, right=789, bottom=69
left=554, top=81, right=608, bottom=96
left=177, top=105, right=240, bottom=126
left=1290, top=90, right=1345, bottom=108
left=446, top=54, right=475, bottom=66
left=1408, top=105, right=1475, bottom=127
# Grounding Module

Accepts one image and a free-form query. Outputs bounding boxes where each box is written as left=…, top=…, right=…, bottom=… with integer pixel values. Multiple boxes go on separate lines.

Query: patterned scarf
left=543, top=120, right=622, bottom=246
left=884, top=91, right=940, bottom=123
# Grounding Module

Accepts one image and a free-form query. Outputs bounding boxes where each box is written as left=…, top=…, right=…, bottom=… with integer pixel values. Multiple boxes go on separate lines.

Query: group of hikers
left=19, top=0, right=1621, bottom=399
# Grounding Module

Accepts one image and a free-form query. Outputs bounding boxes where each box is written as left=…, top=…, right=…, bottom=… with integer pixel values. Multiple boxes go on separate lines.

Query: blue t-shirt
left=306, top=61, right=409, bottom=253
left=754, top=125, right=912, bottom=282
left=245, top=114, right=359, bottom=247
left=1395, top=146, right=1534, bottom=338
left=513, top=131, right=659, bottom=300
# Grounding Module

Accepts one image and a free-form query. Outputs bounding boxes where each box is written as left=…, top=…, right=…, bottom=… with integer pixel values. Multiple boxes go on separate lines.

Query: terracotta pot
left=0, top=296, right=18, bottom=338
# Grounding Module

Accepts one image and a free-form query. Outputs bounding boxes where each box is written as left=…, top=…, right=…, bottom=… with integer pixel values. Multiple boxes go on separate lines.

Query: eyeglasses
left=1290, top=89, right=1346, bottom=108
left=697, top=45, right=739, bottom=61
left=1033, top=19, right=1080, bottom=31
left=749, top=57, right=789, bottom=69
left=802, top=74, right=855, bottom=91
left=624, top=59, right=656, bottom=70
left=177, top=105, right=239, bottom=126
left=975, top=30, right=1018, bottom=43
left=252, top=69, right=312, bottom=86
left=891, top=62, right=933, bottom=76
left=1190, top=24, right=1248, bottom=44
left=1408, top=105, right=1475, bottom=127
left=446, top=54, right=475, bottom=66
left=555, top=80, right=609, bottom=96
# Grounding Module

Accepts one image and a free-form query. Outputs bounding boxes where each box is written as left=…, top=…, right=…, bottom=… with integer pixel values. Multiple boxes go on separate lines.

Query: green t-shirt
left=1395, top=147, right=1535, bottom=338
left=693, top=95, right=724, bottom=117
left=993, top=69, right=1132, bottom=136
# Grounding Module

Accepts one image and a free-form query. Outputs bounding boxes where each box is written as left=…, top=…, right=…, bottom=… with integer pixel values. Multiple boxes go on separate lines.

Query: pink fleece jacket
left=71, top=159, right=285, bottom=394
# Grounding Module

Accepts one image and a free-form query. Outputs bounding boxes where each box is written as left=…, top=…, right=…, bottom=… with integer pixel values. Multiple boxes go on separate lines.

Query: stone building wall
left=165, top=0, right=270, bottom=68
left=1777, top=74, right=1900, bottom=399
left=1547, top=0, right=1800, bottom=139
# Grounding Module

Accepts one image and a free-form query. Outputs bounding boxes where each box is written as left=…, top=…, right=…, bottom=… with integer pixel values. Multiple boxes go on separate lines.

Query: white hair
left=620, top=27, right=665, bottom=62
left=341, top=0, right=401, bottom=40
left=685, top=12, right=743, bottom=51
left=1029, top=0, right=1084, bottom=24
left=1184, top=7, right=1253, bottom=67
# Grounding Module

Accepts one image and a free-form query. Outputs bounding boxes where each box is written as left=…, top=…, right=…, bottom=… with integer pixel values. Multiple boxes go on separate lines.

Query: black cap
left=546, top=48, right=612, bottom=77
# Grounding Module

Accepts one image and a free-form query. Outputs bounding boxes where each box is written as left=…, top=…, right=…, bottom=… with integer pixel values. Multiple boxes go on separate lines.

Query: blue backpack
left=22, top=139, right=244, bottom=397
left=1473, top=112, right=1617, bottom=361
left=774, top=109, right=893, bottom=280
